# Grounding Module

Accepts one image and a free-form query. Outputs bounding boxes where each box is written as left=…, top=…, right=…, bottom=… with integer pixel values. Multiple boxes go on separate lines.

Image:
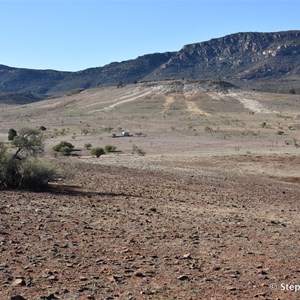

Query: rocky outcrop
left=149, top=31, right=300, bottom=81
left=0, top=30, right=299, bottom=102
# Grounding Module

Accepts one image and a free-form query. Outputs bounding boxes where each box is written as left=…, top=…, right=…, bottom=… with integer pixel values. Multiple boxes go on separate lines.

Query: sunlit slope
left=1, top=80, right=300, bottom=137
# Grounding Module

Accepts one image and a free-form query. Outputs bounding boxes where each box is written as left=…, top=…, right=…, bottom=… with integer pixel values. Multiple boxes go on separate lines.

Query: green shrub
left=0, top=143, right=56, bottom=189
left=53, top=141, right=75, bottom=156
left=91, top=147, right=105, bottom=158
left=12, top=127, right=44, bottom=159
left=0, top=142, right=7, bottom=159
left=53, top=141, right=74, bottom=152
left=60, top=146, right=73, bottom=156
left=18, top=159, right=56, bottom=188
left=8, top=128, right=17, bottom=141
left=0, top=153, right=20, bottom=188
left=105, top=144, right=116, bottom=152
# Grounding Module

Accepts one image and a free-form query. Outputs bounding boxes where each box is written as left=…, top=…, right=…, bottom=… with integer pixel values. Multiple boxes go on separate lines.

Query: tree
left=8, top=128, right=17, bottom=141
left=0, top=129, right=56, bottom=189
left=12, top=127, right=44, bottom=159
left=91, top=147, right=105, bottom=158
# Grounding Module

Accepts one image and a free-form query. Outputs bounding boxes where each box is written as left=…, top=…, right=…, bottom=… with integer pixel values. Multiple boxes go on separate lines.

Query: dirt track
left=1, top=157, right=300, bottom=300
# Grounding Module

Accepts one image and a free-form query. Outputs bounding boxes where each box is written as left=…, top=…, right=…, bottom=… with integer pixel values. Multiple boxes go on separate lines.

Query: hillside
left=0, top=30, right=299, bottom=103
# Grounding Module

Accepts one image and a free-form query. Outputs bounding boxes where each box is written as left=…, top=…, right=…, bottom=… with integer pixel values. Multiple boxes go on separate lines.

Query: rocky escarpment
left=148, top=31, right=300, bottom=81
left=0, top=30, right=299, bottom=102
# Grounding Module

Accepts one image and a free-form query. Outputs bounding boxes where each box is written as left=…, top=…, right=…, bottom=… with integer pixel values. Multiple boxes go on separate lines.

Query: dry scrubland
left=1, top=80, right=300, bottom=299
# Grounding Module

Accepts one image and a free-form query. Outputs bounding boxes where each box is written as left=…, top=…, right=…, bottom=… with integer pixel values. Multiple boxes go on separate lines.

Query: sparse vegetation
left=0, top=129, right=56, bottom=189
left=53, top=128, right=68, bottom=137
left=205, top=126, right=213, bottom=133
left=8, top=128, right=17, bottom=141
left=134, top=132, right=144, bottom=137
left=91, top=147, right=105, bottom=158
left=16, top=158, right=56, bottom=189
left=11, top=127, right=44, bottom=159
left=105, top=144, right=116, bottom=152
left=84, top=143, right=92, bottom=150
left=103, top=127, right=113, bottom=133
left=53, top=141, right=75, bottom=156
left=81, top=128, right=89, bottom=136
left=132, top=144, right=146, bottom=156
left=240, top=130, right=258, bottom=136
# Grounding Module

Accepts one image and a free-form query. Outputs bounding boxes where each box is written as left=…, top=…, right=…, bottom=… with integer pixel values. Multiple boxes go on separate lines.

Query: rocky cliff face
left=0, top=30, right=299, bottom=102
left=148, top=31, right=300, bottom=81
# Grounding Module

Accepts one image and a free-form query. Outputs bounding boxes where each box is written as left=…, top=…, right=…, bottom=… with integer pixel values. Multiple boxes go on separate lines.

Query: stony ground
left=1, top=81, right=300, bottom=299
left=1, top=156, right=300, bottom=300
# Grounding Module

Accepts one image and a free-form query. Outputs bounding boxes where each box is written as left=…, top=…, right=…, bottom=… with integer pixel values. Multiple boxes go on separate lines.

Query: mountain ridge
left=1, top=30, right=299, bottom=103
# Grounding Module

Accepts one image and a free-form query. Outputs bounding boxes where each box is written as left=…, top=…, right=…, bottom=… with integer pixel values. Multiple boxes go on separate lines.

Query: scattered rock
left=10, top=296, right=26, bottom=300
left=40, top=294, right=59, bottom=300
left=12, top=278, right=26, bottom=287
left=258, top=269, right=269, bottom=275
left=227, top=286, right=238, bottom=291
left=140, top=288, right=155, bottom=295
left=47, top=275, right=58, bottom=281
left=177, top=275, right=190, bottom=281
left=79, top=276, right=88, bottom=281
left=182, top=253, right=191, bottom=259
left=134, top=271, right=146, bottom=278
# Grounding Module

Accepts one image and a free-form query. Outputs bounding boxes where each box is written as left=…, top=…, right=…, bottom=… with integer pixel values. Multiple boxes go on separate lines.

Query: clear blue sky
left=1, top=0, right=299, bottom=71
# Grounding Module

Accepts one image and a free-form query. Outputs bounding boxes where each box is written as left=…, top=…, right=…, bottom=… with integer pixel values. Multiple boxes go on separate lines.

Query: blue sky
left=1, top=0, right=300, bottom=71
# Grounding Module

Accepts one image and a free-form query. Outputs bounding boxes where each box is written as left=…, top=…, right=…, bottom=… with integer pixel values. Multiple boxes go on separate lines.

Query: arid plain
left=1, top=80, right=300, bottom=299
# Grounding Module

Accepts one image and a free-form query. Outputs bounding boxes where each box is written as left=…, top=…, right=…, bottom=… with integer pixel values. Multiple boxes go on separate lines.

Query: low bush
left=91, top=147, right=105, bottom=158
left=132, top=144, right=146, bottom=156
left=105, top=144, right=116, bottom=152
left=0, top=151, right=19, bottom=188
left=53, top=141, right=74, bottom=156
left=53, top=141, right=74, bottom=152
left=0, top=143, right=55, bottom=189
left=18, top=159, right=56, bottom=188
left=8, top=128, right=17, bottom=141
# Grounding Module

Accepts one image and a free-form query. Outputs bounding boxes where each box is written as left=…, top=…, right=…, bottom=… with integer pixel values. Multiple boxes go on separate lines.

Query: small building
left=122, top=131, right=130, bottom=137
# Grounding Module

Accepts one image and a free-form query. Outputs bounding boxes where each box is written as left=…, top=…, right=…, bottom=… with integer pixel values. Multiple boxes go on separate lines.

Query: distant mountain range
left=0, top=30, right=299, bottom=103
